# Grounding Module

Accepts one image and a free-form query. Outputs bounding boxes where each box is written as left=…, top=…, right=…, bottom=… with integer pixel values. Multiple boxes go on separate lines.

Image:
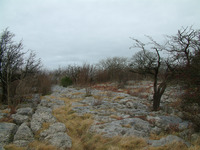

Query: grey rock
left=151, top=127, right=162, bottom=134
left=179, top=121, right=189, bottom=130
left=14, top=123, right=34, bottom=147
left=17, top=107, right=33, bottom=116
left=31, top=106, right=56, bottom=133
left=191, top=133, right=200, bottom=141
left=126, top=102, right=133, bottom=108
left=72, top=106, right=93, bottom=115
left=121, top=118, right=151, bottom=133
left=71, top=102, right=83, bottom=106
left=148, top=135, right=190, bottom=147
left=0, top=113, right=7, bottom=119
left=0, top=123, right=17, bottom=145
left=179, top=129, right=194, bottom=139
left=155, top=116, right=182, bottom=129
left=0, top=146, right=5, bottom=150
left=11, top=114, right=29, bottom=125
left=13, top=140, right=32, bottom=147
left=90, top=118, right=151, bottom=138
left=125, top=101, right=148, bottom=110
left=45, top=132, right=72, bottom=149
left=40, top=122, right=66, bottom=138
left=39, top=99, right=65, bottom=110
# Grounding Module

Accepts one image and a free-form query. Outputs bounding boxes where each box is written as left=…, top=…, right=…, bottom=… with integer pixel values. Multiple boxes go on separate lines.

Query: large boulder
left=13, top=123, right=34, bottom=147
left=0, top=123, right=17, bottom=145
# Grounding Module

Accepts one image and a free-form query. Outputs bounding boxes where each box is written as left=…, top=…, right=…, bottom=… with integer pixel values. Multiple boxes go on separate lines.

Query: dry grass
left=28, top=141, right=58, bottom=150
left=35, top=122, right=51, bottom=139
left=110, top=115, right=123, bottom=120
left=4, top=144, right=26, bottom=150
left=71, top=92, right=84, bottom=95
left=51, top=96, right=149, bottom=150
left=0, top=116, right=13, bottom=123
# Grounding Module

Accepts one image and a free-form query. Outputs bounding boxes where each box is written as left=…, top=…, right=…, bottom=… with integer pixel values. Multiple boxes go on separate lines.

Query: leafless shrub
left=85, top=87, right=92, bottom=97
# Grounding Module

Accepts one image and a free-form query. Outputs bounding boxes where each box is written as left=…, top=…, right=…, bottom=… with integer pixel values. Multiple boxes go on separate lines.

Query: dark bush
left=60, top=76, right=73, bottom=87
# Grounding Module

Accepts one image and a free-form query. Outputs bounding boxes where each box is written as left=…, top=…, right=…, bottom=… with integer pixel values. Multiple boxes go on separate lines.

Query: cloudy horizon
left=0, top=0, right=200, bottom=70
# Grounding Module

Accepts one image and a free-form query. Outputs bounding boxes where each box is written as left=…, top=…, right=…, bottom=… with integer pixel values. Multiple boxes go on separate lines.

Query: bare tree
left=166, top=26, right=200, bottom=67
left=98, top=57, right=129, bottom=84
left=0, top=28, right=41, bottom=106
left=130, top=37, right=174, bottom=111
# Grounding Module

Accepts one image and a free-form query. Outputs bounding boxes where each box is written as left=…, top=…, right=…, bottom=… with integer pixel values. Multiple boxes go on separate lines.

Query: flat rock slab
left=148, top=135, right=190, bottom=147
left=90, top=118, right=151, bottom=137
left=0, top=123, right=17, bottom=145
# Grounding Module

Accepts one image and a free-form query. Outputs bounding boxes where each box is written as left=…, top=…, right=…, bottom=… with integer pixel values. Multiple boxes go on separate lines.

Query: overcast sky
left=0, top=0, right=200, bottom=69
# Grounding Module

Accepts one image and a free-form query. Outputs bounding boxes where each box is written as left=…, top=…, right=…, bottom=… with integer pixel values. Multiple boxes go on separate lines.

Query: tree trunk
left=1, top=82, right=7, bottom=104
left=153, top=92, right=162, bottom=111
left=153, top=82, right=167, bottom=111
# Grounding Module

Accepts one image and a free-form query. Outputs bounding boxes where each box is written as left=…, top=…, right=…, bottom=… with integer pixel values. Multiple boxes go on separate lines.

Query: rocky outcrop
left=30, top=98, right=72, bottom=149
left=0, top=123, right=17, bottom=146
left=31, top=106, right=56, bottom=133
left=0, top=84, right=194, bottom=149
